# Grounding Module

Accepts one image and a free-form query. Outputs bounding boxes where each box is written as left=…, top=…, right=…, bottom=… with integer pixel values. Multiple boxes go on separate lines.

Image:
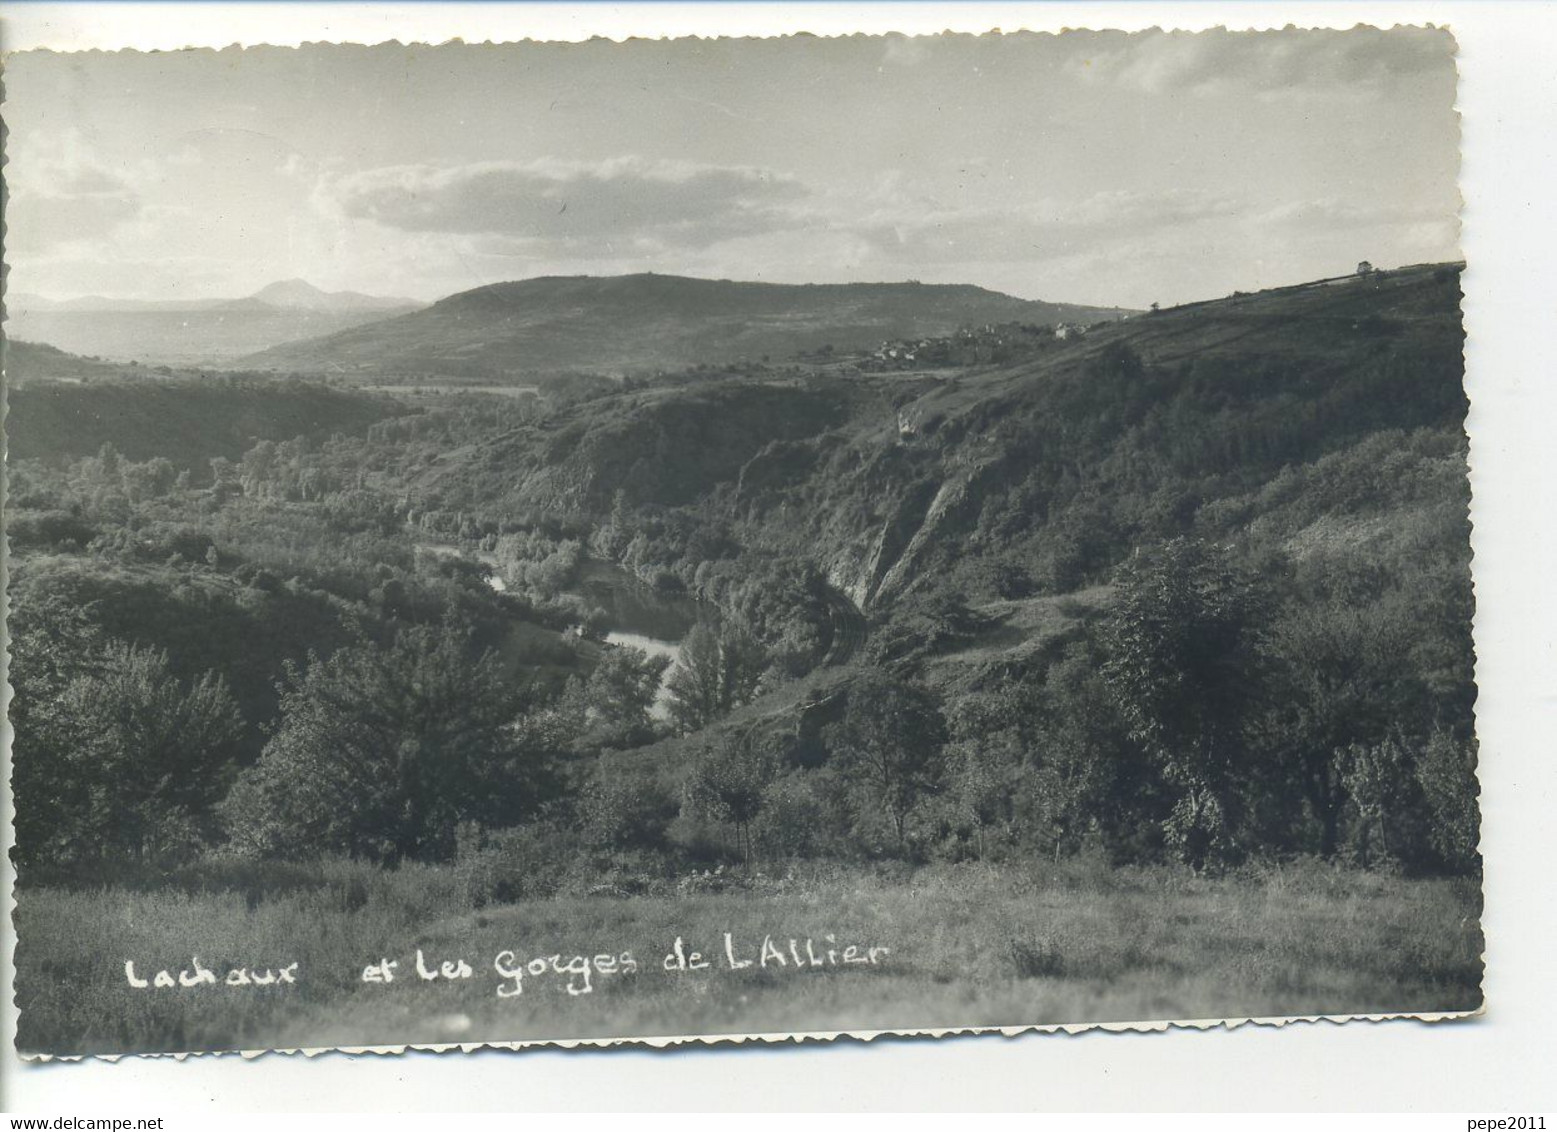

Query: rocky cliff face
left=420, top=263, right=1467, bottom=613
left=433, top=380, right=857, bottom=514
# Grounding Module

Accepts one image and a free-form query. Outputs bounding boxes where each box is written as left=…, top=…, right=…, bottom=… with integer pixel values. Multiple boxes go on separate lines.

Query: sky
left=2, top=28, right=1460, bottom=309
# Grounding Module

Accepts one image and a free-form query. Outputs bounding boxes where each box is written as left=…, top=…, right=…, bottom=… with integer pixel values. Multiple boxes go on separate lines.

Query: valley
left=5, top=261, right=1482, bottom=1053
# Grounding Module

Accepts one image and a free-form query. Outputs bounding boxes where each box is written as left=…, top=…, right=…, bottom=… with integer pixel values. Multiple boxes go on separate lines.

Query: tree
left=684, top=731, right=777, bottom=865
left=1339, top=736, right=1414, bottom=868
left=123, top=456, right=179, bottom=501
left=589, top=488, right=632, bottom=559
left=223, top=623, right=534, bottom=862
left=1263, top=595, right=1422, bottom=857
left=824, top=672, right=948, bottom=851
left=664, top=620, right=767, bottom=733
left=11, top=609, right=245, bottom=868
left=578, top=774, right=678, bottom=853
left=944, top=733, right=1021, bottom=860
left=1024, top=644, right=1143, bottom=861
left=10, top=594, right=110, bottom=869
left=1415, top=730, right=1480, bottom=873
left=1101, top=538, right=1268, bottom=868
left=87, top=442, right=123, bottom=487
left=573, top=645, right=671, bottom=750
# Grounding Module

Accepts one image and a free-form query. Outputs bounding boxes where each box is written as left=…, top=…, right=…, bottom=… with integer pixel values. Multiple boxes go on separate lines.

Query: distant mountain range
left=246, top=280, right=422, bottom=313
left=8, top=279, right=420, bottom=316
left=3, top=281, right=424, bottom=367
left=237, top=273, right=1134, bottom=377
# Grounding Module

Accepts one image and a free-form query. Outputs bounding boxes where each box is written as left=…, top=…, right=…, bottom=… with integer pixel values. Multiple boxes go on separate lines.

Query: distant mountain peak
left=252, top=279, right=330, bottom=305
left=246, top=280, right=422, bottom=314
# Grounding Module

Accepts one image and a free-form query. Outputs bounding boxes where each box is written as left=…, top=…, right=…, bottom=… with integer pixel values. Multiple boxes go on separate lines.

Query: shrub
left=579, top=776, right=678, bottom=852
left=454, top=822, right=582, bottom=906
left=1005, top=930, right=1067, bottom=978
left=6, top=510, right=98, bottom=550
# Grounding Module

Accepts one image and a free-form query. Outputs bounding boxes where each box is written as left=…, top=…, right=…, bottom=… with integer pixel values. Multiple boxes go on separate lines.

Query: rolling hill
left=1, top=339, right=144, bottom=385
left=236, top=273, right=1132, bottom=377
left=411, top=262, right=1468, bottom=609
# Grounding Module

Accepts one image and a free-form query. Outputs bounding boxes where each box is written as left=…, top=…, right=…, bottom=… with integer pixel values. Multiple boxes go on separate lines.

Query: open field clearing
left=16, top=860, right=1482, bottom=1056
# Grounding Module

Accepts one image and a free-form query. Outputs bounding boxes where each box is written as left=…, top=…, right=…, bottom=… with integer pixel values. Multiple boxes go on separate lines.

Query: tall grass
left=14, top=857, right=1482, bottom=1055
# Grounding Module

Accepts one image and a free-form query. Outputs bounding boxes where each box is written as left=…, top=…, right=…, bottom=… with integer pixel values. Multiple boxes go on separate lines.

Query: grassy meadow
left=15, top=858, right=1483, bottom=1056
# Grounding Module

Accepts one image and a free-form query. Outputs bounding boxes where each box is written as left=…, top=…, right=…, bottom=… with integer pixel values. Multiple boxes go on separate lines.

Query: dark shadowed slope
left=237, top=273, right=1132, bottom=377
left=4, top=341, right=406, bottom=467
left=410, top=262, right=1467, bottom=614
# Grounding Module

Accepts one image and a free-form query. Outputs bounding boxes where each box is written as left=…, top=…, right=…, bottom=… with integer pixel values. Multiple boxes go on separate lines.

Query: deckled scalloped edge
left=0, top=24, right=1459, bottom=59
left=18, top=1004, right=1485, bottom=1063
left=3, top=20, right=1481, bottom=1068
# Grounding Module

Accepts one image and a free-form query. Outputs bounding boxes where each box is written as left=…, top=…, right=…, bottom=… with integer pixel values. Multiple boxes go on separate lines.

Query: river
left=418, top=542, right=508, bottom=590
left=419, top=542, right=703, bottom=716
left=573, top=560, right=700, bottom=657
left=571, top=561, right=704, bottom=718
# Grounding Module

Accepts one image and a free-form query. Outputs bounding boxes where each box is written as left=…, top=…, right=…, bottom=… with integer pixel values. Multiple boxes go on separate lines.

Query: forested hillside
left=5, top=369, right=405, bottom=467
left=414, top=263, right=1465, bottom=608
left=7, top=263, right=1476, bottom=887
left=388, top=262, right=1478, bottom=873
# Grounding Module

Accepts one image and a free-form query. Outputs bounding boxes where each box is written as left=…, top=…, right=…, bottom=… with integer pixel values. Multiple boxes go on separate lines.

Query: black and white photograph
left=2, top=25, right=1482, bottom=1059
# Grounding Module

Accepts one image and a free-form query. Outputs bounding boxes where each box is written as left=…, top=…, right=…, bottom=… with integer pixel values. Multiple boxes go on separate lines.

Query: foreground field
left=14, top=859, right=1483, bottom=1056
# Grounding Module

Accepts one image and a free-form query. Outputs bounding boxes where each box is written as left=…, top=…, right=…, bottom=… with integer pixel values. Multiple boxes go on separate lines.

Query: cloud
left=321, top=157, right=810, bottom=252
left=1252, top=197, right=1450, bottom=230
left=795, top=181, right=1455, bottom=305
left=6, top=142, right=143, bottom=254
left=319, top=157, right=1258, bottom=277
left=849, top=188, right=1244, bottom=264
left=1072, top=27, right=1454, bottom=97
left=1050, top=188, right=1244, bottom=230
left=7, top=251, right=245, bottom=301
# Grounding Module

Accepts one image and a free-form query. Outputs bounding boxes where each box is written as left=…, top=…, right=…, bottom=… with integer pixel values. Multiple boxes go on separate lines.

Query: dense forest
left=6, top=262, right=1478, bottom=897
